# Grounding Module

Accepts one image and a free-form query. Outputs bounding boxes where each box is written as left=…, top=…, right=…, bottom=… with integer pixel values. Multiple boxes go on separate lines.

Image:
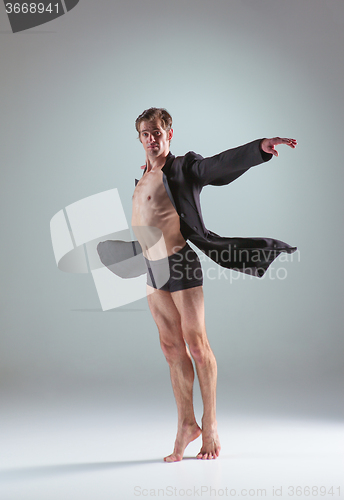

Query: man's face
left=139, top=119, right=173, bottom=158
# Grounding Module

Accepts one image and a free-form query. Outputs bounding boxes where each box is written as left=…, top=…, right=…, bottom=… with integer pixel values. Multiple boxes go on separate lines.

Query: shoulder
left=183, top=151, right=203, bottom=162
left=167, top=152, right=204, bottom=183
left=172, top=151, right=203, bottom=168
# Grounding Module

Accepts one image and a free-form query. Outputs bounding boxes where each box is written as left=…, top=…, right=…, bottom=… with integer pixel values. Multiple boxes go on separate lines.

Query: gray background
left=1, top=0, right=343, bottom=433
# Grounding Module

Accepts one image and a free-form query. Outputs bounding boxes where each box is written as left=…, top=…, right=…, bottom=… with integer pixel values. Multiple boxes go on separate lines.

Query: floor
left=0, top=394, right=343, bottom=500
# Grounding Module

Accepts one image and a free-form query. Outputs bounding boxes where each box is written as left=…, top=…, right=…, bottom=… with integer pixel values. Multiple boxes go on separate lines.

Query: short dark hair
left=135, top=108, right=173, bottom=136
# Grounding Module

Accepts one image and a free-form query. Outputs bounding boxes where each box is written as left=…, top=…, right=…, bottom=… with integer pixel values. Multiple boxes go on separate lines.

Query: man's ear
left=168, top=128, right=173, bottom=141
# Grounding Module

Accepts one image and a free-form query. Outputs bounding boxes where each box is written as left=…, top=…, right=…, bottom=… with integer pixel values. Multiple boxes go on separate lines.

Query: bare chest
left=133, top=169, right=172, bottom=209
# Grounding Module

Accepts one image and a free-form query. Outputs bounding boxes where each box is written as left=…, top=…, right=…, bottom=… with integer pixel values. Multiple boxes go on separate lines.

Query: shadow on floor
left=0, top=458, right=166, bottom=482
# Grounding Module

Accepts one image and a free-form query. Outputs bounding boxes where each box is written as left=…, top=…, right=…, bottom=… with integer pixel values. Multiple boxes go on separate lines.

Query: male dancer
left=131, top=108, right=297, bottom=462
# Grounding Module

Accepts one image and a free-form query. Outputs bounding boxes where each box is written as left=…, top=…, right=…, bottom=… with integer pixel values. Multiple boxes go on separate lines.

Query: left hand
left=260, top=137, right=297, bottom=157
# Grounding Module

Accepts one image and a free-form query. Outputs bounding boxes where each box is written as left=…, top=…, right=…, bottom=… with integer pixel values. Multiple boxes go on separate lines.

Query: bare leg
left=172, top=286, right=221, bottom=459
left=147, top=285, right=201, bottom=462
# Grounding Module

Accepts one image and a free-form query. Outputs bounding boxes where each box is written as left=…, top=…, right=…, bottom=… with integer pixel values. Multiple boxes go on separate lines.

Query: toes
left=164, top=454, right=182, bottom=463
left=197, top=450, right=219, bottom=460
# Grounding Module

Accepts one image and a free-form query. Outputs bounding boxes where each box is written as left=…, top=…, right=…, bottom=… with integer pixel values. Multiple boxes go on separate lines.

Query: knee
left=160, top=339, right=186, bottom=365
left=188, top=342, right=208, bottom=364
left=186, top=333, right=210, bottom=365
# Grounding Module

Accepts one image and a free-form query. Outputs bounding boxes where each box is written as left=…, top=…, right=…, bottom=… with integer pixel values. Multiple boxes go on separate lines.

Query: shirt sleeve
left=187, top=139, right=272, bottom=188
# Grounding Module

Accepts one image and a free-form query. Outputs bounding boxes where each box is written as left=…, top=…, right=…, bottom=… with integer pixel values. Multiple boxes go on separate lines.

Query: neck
left=146, top=150, right=170, bottom=172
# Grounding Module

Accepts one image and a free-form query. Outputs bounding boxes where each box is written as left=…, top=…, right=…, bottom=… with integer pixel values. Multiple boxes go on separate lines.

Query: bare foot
left=164, top=422, right=202, bottom=462
left=197, top=420, right=221, bottom=460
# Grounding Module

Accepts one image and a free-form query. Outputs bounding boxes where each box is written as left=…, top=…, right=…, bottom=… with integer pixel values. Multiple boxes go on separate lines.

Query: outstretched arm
left=186, top=137, right=297, bottom=188
left=260, top=137, right=297, bottom=157
left=187, top=139, right=273, bottom=187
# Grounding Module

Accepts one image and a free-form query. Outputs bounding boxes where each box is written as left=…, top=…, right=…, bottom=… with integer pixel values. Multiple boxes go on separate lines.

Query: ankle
left=201, top=417, right=217, bottom=430
left=179, top=418, right=198, bottom=429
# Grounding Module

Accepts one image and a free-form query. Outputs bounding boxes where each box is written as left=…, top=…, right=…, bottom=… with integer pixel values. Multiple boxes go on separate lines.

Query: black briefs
left=145, top=243, right=203, bottom=292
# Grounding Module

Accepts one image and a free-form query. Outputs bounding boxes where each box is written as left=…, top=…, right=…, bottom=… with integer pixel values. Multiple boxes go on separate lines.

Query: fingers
left=267, top=137, right=297, bottom=155
left=261, top=137, right=297, bottom=156
left=275, top=137, right=297, bottom=148
left=280, top=138, right=297, bottom=148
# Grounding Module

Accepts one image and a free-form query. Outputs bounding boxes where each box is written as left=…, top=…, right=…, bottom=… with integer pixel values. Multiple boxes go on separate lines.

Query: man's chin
left=148, top=149, right=160, bottom=156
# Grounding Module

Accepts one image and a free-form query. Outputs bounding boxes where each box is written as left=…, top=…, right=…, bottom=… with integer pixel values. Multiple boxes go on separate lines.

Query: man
left=97, top=107, right=297, bottom=462
left=130, top=108, right=297, bottom=462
